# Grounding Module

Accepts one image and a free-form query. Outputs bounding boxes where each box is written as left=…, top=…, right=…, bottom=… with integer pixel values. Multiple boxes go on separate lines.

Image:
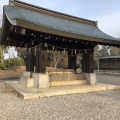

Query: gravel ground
left=0, top=75, right=120, bottom=120
left=0, top=80, right=19, bottom=93
left=0, top=90, right=120, bottom=120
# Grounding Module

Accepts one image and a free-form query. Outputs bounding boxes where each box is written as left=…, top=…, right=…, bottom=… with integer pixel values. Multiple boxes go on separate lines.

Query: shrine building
left=0, top=0, right=120, bottom=88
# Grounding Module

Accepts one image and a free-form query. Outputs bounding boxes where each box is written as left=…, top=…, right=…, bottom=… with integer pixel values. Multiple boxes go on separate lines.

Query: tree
left=94, top=45, right=102, bottom=73
left=46, top=51, right=53, bottom=67
left=100, top=45, right=109, bottom=56
left=46, top=50, right=67, bottom=68
left=94, top=45, right=110, bottom=73
left=15, top=47, right=26, bottom=62
left=0, top=45, right=5, bottom=69
left=4, top=57, right=24, bottom=70
left=4, top=47, right=18, bottom=70
left=109, top=46, right=120, bottom=56
left=0, top=18, right=4, bottom=69
left=51, top=51, right=63, bottom=68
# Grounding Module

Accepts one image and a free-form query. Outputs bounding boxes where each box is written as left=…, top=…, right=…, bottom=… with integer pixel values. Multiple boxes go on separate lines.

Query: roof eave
left=16, top=19, right=120, bottom=47
left=0, top=10, right=10, bottom=45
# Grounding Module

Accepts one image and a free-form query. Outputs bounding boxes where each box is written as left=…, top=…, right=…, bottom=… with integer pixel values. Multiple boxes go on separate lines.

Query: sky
left=0, top=0, right=120, bottom=38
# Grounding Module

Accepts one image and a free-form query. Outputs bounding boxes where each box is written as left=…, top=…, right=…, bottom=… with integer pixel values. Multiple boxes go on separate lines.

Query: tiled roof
left=99, top=56, right=120, bottom=59
left=4, top=5, right=118, bottom=41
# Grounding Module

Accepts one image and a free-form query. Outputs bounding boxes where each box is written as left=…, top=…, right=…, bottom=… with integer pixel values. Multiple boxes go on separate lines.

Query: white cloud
left=0, top=0, right=8, bottom=12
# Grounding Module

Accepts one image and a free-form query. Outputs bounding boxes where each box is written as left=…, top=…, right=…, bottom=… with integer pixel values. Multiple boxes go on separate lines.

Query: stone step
left=50, top=80, right=86, bottom=87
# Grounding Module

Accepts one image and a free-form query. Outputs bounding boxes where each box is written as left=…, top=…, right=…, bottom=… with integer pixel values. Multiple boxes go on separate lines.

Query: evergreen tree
left=15, top=47, right=26, bottom=62
left=100, top=45, right=109, bottom=56
left=110, top=46, right=120, bottom=56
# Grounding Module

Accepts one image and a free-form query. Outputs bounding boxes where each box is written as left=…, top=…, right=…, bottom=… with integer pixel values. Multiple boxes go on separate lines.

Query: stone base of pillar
left=83, top=73, right=97, bottom=85
left=32, top=73, right=49, bottom=88
left=20, top=72, right=33, bottom=87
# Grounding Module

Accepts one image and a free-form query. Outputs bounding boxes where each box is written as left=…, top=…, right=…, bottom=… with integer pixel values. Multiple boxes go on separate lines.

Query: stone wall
left=49, top=73, right=83, bottom=81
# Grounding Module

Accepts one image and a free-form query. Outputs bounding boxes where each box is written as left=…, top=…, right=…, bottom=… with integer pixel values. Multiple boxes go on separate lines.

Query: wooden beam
left=17, top=19, right=120, bottom=47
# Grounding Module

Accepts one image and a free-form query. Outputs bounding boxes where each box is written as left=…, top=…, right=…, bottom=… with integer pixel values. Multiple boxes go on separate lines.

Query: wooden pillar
left=82, top=48, right=94, bottom=73
left=68, top=50, right=71, bottom=69
left=26, top=48, right=35, bottom=72
left=71, top=55, right=77, bottom=71
left=35, top=46, right=39, bottom=73
left=68, top=50, right=76, bottom=71
left=82, top=50, right=87, bottom=72
left=26, top=49, right=29, bottom=71
left=86, top=48, right=94, bottom=73
left=35, top=44, right=46, bottom=73
left=29, top=48, right=35, bottom=72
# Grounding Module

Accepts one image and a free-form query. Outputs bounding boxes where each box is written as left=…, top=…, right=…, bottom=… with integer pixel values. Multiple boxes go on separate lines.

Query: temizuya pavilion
left=0, top=0, right=120, bottom=88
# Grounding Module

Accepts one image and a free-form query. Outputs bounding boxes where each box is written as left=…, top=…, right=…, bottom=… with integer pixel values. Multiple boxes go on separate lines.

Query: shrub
left=0, top=62, right=5, bottom=70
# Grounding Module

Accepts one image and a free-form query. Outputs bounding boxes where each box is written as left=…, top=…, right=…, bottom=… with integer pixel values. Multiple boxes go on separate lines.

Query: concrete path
left=97, top=74, right=120, bottom=86
left=5, top=81, right=120, bottom=99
